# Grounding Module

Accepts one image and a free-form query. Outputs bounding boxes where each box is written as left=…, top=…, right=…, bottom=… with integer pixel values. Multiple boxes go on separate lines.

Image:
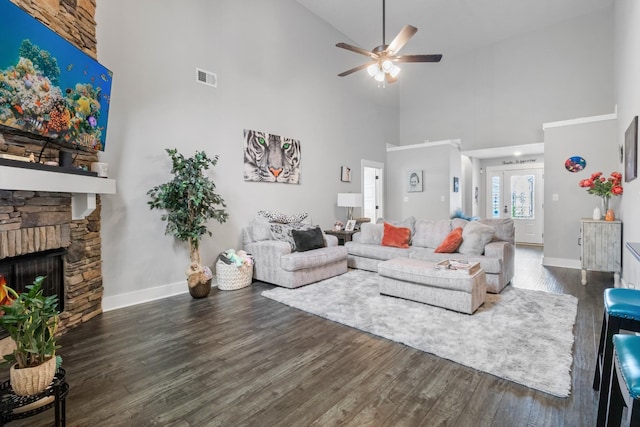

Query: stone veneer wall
left=0, top=0, right=103, bottom=333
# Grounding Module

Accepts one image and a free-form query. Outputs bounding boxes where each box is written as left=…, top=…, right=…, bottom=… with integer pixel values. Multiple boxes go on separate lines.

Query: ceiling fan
left=336, top=0, right=442, bottom=84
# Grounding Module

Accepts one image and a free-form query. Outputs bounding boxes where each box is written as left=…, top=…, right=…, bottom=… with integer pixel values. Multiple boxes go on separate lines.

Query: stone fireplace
left=0, top=0, right=106, bottom=334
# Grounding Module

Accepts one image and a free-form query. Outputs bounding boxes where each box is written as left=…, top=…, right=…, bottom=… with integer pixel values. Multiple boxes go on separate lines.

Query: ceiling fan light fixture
left=381, top=59, right=393, bottom=73
left=389, top=64, right=401, bottom=78
left=367, top=63, right=379, bottom=77
left=374, top=70, right=385, bottom=82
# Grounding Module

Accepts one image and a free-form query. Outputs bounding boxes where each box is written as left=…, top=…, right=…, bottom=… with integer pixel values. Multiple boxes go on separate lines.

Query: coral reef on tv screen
left=0, top=0, right=113, bottom=151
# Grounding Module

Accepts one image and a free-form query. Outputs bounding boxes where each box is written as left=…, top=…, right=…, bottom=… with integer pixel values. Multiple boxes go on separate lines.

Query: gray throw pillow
left=478, top=218, right=515, bottom=243
left=412, top=219, right=451, bottom=249
left=291, top=227, right=325, bottom=252
left=459, top=221, right=495, bottom=255
left=359, top=223, right=384, bottom=245
left=251, top=217, right=273, bottom=241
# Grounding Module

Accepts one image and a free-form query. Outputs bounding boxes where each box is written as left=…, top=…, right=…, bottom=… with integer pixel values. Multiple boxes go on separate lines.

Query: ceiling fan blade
left=336, top=42, right=378, bottom=59
left=393, top=54, right=443, bottom=63
left=338, top=62, right=376, bottom=77
left=386, top=25, right=417, bottom=55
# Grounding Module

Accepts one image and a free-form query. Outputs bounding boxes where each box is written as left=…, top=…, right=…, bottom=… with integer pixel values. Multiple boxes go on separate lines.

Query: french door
left=486, top=166, right=544, bottom=245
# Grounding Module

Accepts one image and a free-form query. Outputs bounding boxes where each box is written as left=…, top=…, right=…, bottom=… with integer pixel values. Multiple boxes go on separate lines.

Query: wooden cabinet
left=580, top=219, right=621, bottom=286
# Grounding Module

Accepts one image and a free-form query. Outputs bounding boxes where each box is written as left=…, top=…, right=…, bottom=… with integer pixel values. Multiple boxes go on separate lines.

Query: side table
left=0, top=368, right=68, bottom=426
left=324, top=229, right=356, bottom=245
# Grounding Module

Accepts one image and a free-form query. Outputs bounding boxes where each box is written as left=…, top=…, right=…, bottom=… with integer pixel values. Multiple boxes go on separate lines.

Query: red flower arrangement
left=578, top=171, right=624, bottom=197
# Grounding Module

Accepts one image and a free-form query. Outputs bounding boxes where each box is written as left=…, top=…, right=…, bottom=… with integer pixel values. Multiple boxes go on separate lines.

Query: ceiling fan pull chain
left=382, top=0, right=386, bottom=45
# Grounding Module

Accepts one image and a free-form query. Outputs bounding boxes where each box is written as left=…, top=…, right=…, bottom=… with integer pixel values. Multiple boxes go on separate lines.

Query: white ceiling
left=296, top=0, right=612, bottom=56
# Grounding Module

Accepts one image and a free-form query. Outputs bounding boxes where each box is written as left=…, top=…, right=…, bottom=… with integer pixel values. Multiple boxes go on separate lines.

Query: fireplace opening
left=0, top=248, right=66, bottom=312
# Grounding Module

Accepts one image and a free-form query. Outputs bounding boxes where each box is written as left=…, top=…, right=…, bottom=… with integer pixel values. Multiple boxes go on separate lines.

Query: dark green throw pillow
left=291, top=227, right=325, bottom=252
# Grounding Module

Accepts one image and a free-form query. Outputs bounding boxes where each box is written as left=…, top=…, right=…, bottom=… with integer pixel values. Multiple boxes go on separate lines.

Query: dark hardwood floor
left=11, top=246, right=609, bottom=426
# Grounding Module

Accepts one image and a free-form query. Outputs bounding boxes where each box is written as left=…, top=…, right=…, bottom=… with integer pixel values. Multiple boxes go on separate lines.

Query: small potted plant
left=148, top=148, right=229, bottom=298
left=0, top=275, right=61, bottom=396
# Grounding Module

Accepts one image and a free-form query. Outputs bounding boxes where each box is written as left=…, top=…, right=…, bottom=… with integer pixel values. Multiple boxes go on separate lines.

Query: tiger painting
left=244, top=129, right=301, bottom=184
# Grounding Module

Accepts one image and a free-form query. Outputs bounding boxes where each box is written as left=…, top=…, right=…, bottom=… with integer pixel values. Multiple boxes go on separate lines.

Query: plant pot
left=188, top=278, right=212, bottom=298
left=10, top=356, right=56, bottom=396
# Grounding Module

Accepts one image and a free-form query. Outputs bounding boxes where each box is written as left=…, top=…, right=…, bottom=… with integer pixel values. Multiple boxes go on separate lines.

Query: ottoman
left=377, top=258, right=487, bottom=314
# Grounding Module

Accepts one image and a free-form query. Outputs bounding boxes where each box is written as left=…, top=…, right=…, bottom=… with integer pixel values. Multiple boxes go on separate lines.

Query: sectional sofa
left=345, top=217, right=515, bottom=293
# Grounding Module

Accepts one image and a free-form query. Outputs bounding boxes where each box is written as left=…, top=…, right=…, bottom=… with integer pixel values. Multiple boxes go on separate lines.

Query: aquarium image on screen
left=0, top=0, right=113, bottom=150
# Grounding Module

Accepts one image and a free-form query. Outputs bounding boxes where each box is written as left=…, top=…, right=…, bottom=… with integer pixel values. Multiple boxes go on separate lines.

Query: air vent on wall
left=196, top=68, right=217, bottom=88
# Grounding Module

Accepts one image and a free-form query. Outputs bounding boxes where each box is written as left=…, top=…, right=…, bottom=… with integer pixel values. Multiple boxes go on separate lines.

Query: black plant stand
left=0, top=368, right=68, bottom=426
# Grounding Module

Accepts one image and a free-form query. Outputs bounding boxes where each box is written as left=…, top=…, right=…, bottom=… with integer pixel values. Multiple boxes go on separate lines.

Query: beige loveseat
left=345, top=217, right=515, bottom=293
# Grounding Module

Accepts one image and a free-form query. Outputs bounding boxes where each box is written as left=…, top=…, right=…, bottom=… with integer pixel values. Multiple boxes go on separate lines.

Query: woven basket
left=216, top=261, right=253, bottom=291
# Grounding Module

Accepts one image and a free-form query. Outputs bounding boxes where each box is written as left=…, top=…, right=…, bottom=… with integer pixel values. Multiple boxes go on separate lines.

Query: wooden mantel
left=0, top=165, right=116, bottom=219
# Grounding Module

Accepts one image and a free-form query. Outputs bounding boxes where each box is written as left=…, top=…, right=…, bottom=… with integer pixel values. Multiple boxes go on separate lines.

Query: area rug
left=261, top=269, right=578, bottom=397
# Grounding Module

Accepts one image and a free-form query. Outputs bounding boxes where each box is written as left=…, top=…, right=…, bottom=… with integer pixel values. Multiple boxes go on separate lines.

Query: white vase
left=592, top=206, right=601, bottom=220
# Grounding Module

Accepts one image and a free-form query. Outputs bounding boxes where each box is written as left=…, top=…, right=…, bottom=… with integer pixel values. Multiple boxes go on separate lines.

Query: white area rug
left=262, top=269, right=578, bottom=397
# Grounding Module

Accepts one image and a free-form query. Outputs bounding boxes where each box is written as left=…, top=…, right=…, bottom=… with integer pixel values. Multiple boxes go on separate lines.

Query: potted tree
left=148, top=148, right=229, bottom=298
left=0, top=275, right=61, bottom=396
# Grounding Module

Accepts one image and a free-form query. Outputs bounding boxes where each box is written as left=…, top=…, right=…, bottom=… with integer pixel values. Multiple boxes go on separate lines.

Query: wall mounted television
left=0, top=0, right=113, bottom=151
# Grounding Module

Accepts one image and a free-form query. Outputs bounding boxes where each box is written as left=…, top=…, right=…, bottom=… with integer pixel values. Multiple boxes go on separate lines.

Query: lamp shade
left=337, top=193, right=362, bottom=208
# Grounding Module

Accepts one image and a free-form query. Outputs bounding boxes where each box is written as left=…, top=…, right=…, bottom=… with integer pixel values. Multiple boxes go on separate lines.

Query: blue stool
left=606, top=335, right=640, bottom=426
left=595, top=288, right=640, bottom=427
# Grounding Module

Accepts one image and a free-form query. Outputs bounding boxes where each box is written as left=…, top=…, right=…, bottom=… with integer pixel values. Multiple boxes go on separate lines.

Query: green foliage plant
left=147, top=148, right=229, bottom=268
left=0, top=277, right=61, bottom=369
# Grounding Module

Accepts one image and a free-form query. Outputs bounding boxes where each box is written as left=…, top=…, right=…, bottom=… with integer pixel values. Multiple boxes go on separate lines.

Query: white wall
left=398, top=8, right=614, bottom=150
left=543, top=117, right=618, bottom=268
left=614, top=0, right=640, bottom=288
left=95, top=0, right=399, bottom=307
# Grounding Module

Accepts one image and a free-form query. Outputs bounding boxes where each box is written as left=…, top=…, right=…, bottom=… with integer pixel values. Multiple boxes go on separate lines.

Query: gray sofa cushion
left=458, top=221, right=495, bottom=255
left=479, top=218, right=515, bottom=243
left=412, top=219, right=451, bottom=249
left=280, top=246, right=348, bottom=272
left=345, top=242, right=410, bottom=261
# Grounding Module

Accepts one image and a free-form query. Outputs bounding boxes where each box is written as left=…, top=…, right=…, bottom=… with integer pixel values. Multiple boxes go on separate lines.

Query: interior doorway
left=361, top=160, right=384, bottom=222
left=486, top=164, right=544, bottom=245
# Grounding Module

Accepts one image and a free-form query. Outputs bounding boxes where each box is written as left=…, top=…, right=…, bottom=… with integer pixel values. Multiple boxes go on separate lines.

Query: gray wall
left=386, top=143, right=459, bottom=221
left=398, top=8, right=614, bottom=150
left=543, top=119, right=618, bottom=266
left=615, top=0, right=640, bottom=288
left=95, top=0, right=399, bottom=303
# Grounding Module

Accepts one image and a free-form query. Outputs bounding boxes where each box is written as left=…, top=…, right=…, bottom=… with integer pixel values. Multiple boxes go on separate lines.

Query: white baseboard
left=542, top=257, right=581, bottom=269
left=103, top=280, right=189, bottom=312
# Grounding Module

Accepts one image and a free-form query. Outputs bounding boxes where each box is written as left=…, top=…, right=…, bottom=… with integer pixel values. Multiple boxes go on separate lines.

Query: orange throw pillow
left=435, top=227, right=463, bottom=253
left=381, top=222, right=411, bottom=248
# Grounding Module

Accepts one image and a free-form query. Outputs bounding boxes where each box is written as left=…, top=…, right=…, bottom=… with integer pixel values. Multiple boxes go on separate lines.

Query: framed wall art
left=243, top=129, right=301, bottom=184
left=407, top=169, right=422, bottom=192
left=341, top=166, right=351, bottom=182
